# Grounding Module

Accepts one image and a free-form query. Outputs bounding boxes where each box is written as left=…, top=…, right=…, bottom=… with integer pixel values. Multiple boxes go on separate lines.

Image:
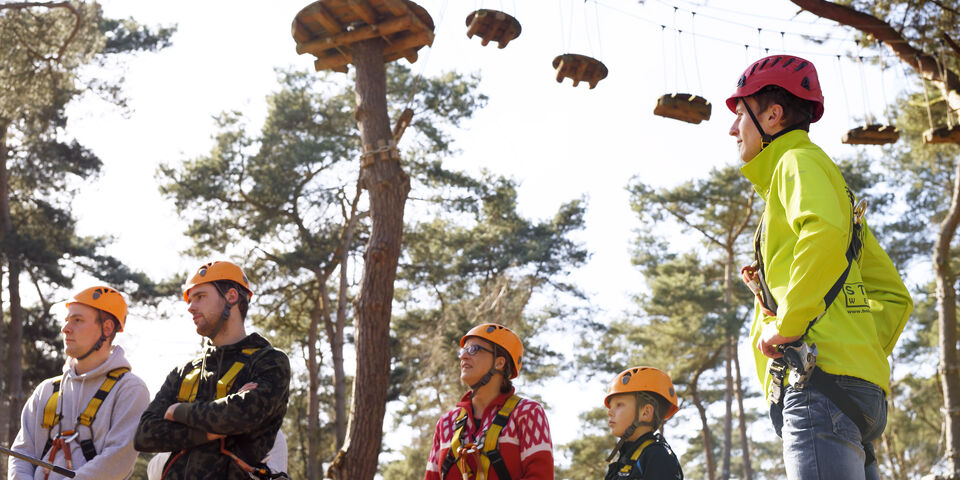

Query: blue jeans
left=770, top=375, right=887, bottom=480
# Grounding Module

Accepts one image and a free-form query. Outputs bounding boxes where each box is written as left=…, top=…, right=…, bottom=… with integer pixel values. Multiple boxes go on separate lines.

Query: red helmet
left=725, top=55, right=824, bottom=123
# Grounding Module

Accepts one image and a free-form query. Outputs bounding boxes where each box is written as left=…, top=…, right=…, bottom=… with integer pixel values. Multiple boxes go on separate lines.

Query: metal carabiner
left=853, top=199, right=868, bottom=224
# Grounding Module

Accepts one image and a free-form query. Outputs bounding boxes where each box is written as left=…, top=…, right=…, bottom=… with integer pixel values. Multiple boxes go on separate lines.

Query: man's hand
left=757, top=322, right=801, bottom=359
left=164, top=403, right=180, bottom=421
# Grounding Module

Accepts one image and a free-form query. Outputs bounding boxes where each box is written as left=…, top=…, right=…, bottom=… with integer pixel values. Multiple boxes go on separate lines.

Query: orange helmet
left=460, top=323, right=523, bottom=379
left=604, top=366, right=679, bottom=420
left=67, top=286, right=128, bottom=332
left=182, top=261, right=253, bottom=302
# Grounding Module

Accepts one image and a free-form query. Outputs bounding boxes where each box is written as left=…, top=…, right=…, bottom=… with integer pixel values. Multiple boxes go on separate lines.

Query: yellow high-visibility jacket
left=740, top=130, right=913, bottom=401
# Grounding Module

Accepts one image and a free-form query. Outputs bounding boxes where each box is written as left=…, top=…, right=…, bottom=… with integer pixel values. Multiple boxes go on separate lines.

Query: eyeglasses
left=458, top=344, right=494, bottom=357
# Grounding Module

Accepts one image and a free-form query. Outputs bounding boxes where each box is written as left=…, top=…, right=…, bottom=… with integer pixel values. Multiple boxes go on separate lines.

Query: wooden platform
left=841, top=124, right=899, bottom=145
left=465, top=9, right=521, bottom=48
left=292, top=0, right=434, bottom=73
left=923, top=125, right=960, bottom=144
left=552, top=54, right=607, bottom=89
left=653, top=93, right=711, bottom=124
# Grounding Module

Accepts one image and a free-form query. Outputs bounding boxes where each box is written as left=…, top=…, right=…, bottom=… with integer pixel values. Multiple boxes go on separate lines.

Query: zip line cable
left=857, top=55, right=874, bottom=124
left=690, top=11, right=703, bottom=93
left=878, top=45, right=893, bottom=124
left=836, top=55, right=854, bottom=129
left=661, top=25, right=670, bottom=92
left=917, top=53, right=936, bottom=131
left=781, top=31, right=786, bottom=53
left=594, top=0, right=885, bottom=61
left=593, top=0, right=603, bottom=58
left=935, top=41, right=955, bottom=128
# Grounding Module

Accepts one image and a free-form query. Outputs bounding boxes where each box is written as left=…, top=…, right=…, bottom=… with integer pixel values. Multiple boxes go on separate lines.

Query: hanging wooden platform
left=923, top=125, right=960, bottom=144
left=292, top=0, right=434, bottom=73
left=841, top=124, right=899, bottom=145
left=653, top=93, right=711, bottom=124
left=552, top=54, right=607, bottom=89
left=465, top=9, right=521, bottom=48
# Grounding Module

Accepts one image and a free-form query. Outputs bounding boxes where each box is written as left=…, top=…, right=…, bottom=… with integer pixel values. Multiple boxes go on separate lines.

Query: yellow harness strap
left=177, top=347, right=261, bottom=402
left=79, top=368, right=130, bottom=427
left=41, top=376, right=64, bottom=430
left=442, top=395, right=521, bottom=480
left=40, top=368, right=131, bottom=462
left=618, top=438, right=656, bottom=475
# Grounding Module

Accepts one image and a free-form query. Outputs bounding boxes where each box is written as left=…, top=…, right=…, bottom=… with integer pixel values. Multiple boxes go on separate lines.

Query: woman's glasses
left=458, top=344, right=494, bottom=357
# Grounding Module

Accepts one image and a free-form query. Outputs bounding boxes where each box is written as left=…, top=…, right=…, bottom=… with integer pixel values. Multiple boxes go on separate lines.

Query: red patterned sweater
left=424, top=389, right=554, bottom=480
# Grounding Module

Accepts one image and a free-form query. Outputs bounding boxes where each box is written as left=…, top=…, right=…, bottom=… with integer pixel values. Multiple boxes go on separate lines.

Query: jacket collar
left=456, top=387, right=517, bottom=421
left=63, top=345, right=131, bottom=379
left=202, top=332, right=270, bottom=355
left=740, top=129, right=811, bottom=198
left=618, top=431, right=660, bottom=462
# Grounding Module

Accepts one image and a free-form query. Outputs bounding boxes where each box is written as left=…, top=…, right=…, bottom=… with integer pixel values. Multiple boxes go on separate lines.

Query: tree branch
left=790, top=0, right=960, bottom=91
left=0, top=1, right=83, bottom=62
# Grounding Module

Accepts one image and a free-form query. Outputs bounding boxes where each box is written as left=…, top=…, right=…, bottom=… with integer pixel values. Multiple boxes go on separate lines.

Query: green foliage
left=556, top=408, right=613, bottom=480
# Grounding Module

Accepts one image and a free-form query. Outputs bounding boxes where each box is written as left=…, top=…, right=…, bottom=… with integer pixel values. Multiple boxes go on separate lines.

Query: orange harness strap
left=43, top=430, right=76, bottom=480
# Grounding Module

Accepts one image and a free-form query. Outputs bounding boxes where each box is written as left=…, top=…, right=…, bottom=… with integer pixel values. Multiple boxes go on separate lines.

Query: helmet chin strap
left=207, top=283, right=236, bottom=341
left=469, top=346, right=507, bottom=391
left=606, top=392, right=657, bottom=462
left=740, top=98, right=811, bottom=153
left=76, top=311, right=109, bottom=361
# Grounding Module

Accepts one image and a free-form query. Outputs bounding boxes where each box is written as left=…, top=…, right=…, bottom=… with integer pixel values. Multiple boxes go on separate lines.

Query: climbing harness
left=177, top=347, right=262, bottom=402
left=164, top=347, right=273, bottom=479
left=440, top=395, right=521, bottom=480
left=615, top=437, right=655, bottom=477
left=40, top=366, right=130, bottom=471
left=219, top=438, right=290, bottom=479
left=745, top=189, right=875, bottom=465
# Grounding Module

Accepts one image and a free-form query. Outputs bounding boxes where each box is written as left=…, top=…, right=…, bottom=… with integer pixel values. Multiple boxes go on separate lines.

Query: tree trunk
left=326, top=38, right=409, bottom=480
left=0, top=123, right=8, bottom=478
left=933, top=156, right=960, bottom=477
left=722, top=338, right=733, bottom=480
left=691, top=359, right=718, bottom=480
left=307, top=286, right=323, bottom=480
left=734, top=342, right=754, bottom=480
left=5, top=258, right=24, bottom=444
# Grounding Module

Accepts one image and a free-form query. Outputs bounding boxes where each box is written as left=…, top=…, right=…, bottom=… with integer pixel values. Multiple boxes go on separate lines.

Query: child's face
left=606, top=393, right=638, bottom=438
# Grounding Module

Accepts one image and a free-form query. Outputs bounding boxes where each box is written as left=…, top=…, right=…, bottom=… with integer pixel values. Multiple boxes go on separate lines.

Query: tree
left=0, top=2, right=172, bottom=464
left=160, top=63, right=486, bottom=478
left=626, top=165, right=758, bottom=480
left=785, top=0, right=959, bottom=475
left=381, top=176, right=589, bottom=478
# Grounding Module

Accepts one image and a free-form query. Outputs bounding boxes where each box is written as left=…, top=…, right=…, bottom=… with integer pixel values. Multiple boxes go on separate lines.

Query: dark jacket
left=135, top=333, right=290, bottom=479
left=605, top=432, right=683, bottom=480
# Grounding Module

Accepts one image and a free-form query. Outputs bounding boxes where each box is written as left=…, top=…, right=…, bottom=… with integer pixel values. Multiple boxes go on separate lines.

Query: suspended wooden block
left=653, top=93, right=711, bottom=124
left=552, top=54, right=608, bottom=89
left=292, top=0, right=434, bottom=73
left=465, top=9, right=521, bottom=48
left=841, top=124, right=899, bottom=145
left=923, top=125, right=960, bottom=144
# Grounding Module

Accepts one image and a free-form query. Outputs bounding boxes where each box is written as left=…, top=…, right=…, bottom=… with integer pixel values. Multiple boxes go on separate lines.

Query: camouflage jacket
left=134, top=333, right=290, bottom=479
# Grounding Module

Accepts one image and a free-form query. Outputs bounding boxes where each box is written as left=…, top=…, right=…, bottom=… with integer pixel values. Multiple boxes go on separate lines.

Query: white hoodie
left=8, top=346, right=150, bottom=480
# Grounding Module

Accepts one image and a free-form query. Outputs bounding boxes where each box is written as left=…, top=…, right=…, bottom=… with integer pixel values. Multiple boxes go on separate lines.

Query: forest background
left=0, top=0, right=958, bottom=479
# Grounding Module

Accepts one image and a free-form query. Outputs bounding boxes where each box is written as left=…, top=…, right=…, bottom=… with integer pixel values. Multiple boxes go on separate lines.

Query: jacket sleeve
left=8, top=381, right=48, bottom=479
left=171, top=349, right=290, bottom=436
left=134, top=366, right=210, bottom=452
left=424, top=416, right=444, bottom=480
left=774, top=154, right=852, bottom=337
left=859, top=222, right=913, bottom=355
left=518, top=402, right=554, bottom=480
left=72, top=377, right=151, bottom=480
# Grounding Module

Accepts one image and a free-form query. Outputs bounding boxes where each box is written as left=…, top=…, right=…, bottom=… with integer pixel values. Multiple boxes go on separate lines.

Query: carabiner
left=853, top=199, right=868, bottom=224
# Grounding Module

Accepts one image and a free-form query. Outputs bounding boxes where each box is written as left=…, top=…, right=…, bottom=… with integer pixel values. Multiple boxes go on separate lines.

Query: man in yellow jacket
left=728, top=55, right=913, bottom=480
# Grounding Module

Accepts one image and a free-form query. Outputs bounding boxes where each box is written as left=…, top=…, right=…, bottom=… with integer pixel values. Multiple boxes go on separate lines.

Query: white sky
left=58, top=0, right=908, bottom=468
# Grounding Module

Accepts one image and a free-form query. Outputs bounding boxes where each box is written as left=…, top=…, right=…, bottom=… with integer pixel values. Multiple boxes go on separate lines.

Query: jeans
left=770, top=375, right=887, bottom=480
